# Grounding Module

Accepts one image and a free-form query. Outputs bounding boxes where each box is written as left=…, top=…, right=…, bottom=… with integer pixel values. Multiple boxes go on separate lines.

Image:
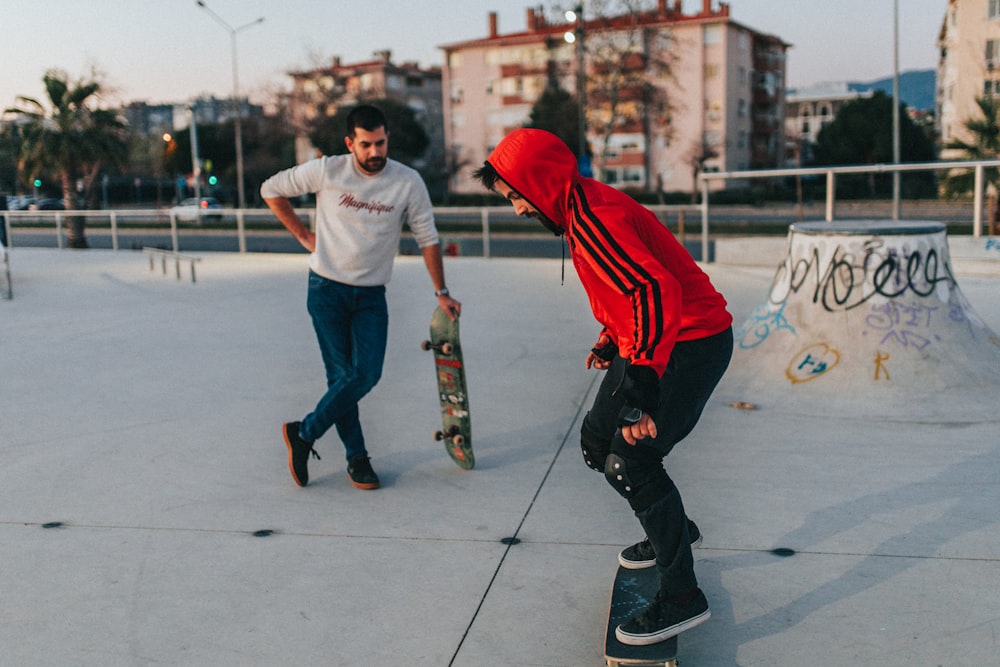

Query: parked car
left=170, top=197, right=223, bottom=223
left=30, top=198, right=66, bottom=210
left=6, top=195, right=36, bottom=210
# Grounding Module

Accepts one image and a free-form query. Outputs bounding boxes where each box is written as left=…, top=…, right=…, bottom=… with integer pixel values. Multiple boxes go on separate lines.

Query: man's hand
left=438, top=294, right=462, bottom=319
left=621, top=412, right=658, bottom=445
left=299, top=230, right=317, bottom=253
left=586, top=333, right=615, bottom=370
left=264, top=196, right=315, bottom=252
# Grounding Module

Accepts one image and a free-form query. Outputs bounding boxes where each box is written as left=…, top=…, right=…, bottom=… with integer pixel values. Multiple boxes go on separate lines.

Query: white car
left=171, top=197, right=223, bottom=223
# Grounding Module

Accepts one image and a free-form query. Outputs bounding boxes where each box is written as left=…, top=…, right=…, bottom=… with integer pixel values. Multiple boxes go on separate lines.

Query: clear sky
left=0, top=0, right=946, bottom=110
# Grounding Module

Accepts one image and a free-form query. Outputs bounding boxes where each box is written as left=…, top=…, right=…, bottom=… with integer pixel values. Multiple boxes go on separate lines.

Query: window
left=705, top=64, right=720, bottom=79
left=987, top=40, right=1000, bottom=69
left=704, top=26, right=722, bottom=45
left=623, top=167, right=644, bottom=183
left=990, top=0, right=1000, bottom=19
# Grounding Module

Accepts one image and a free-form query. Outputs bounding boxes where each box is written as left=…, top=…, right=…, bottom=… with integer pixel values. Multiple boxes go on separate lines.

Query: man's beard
left=358, top=155, right=387, bottom=173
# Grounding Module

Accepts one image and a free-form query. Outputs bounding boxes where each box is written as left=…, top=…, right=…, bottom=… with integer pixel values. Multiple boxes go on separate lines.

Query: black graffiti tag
left=769, top=239, right=956, bottom=313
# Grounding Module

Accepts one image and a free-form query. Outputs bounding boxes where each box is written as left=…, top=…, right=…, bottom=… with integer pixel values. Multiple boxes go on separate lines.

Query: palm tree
left=942, top=96, right=1000, bottom=235
left=6, top=70, right=128, bottom=248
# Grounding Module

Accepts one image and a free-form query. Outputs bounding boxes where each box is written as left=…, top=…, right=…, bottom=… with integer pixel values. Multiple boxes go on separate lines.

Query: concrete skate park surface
left=1, top=230, right=999, bottom=666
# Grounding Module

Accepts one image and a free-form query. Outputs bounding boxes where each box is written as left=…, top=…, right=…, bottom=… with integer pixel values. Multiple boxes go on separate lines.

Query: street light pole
left=892, top=0, right=901, bottom=220
left=187, top=106, right=202, bottom=205
left=195, top=1, right=264, bottom=210
left=564, top=4, right=586, bottom=163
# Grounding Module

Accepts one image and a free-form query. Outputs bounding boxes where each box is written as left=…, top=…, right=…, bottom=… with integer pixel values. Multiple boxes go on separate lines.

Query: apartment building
left=784, top=82, right=874, bottom=164
left=284, top=50, right=444, bottom=177
left=440, top=0, right=788, bottom=195
left=937, top=0, right=1000, bottom=157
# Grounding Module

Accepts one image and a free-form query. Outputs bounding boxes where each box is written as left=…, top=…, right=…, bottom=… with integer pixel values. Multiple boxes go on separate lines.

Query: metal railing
left=0, top=207, right=318, bottom=254
left=5, top=160, right=998, bottom=265
left=698, top=159, right=1000, bottom=263
left=0, top=203, right=705, bottom=259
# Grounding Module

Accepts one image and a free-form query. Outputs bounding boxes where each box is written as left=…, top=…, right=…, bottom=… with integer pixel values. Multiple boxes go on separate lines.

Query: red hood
left=486, top=129, right=577, bottom=232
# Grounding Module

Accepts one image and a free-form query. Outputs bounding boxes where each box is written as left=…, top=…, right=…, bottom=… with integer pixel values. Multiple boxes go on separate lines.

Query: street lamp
left=564, top=5, right=587, bottom=164
left=186, top=106, right=202, bottom=205
left=892, top=0, right=900, bottom=220
left=196, top=0, right=264, bottom=210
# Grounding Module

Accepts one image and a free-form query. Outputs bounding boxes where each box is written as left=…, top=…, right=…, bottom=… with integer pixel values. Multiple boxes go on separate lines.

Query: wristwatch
left=621, top=407, right=643, bottom=425
left=435, top=287, right=450, bottom=297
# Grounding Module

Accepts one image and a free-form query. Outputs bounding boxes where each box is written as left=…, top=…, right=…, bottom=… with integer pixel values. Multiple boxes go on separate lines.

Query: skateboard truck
left=420, top=339, right=454, bottom=355
left=434, top=424, right=466, bottom=446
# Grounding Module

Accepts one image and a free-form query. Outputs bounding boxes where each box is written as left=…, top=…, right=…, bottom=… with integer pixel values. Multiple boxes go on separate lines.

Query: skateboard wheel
left=434, top=430, right=444, bottom=441
left=440, top=342, right=454, bottom=355
left=421, top=340, right=432, bottom=351
left=452, top=434, right=465, bottom=446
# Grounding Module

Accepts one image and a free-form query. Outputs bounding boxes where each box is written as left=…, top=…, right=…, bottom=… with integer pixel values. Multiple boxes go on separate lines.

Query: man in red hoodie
left=473, top=129, right=733, bottom=646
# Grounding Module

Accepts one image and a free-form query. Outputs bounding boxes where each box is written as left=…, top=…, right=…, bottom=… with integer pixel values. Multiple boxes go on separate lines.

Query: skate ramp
left=721, top=221, right=1000, bottom=421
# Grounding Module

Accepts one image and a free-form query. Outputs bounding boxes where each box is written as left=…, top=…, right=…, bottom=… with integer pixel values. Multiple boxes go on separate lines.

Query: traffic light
left=33, top=178, right=42, bottom=188
left=208, top=174, right=218, bottom=186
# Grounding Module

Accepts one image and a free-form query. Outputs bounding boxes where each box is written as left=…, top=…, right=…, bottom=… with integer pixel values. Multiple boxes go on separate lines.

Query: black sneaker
left=615, top=588, right=711, bottom=646
left=347, top=455, right=380, bottom=489
left=283, top=421, right=319, bottom=487
left=618, top=519, right=702, bottom=569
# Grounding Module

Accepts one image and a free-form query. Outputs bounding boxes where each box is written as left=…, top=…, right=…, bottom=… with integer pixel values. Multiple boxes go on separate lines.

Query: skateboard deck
left=421, top=306, right=474, bottom=469
left=604, top=565, right=678, bottom=667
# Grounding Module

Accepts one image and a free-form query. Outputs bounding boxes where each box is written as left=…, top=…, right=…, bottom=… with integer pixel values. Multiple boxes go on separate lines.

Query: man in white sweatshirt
left=261, top=104, right=461, bottom=490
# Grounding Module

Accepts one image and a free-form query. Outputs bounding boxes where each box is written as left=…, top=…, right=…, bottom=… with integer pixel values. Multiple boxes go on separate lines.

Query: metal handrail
left=4, top=162, right=997, bottom=265
left=698, top=159, right=1000, bottom=263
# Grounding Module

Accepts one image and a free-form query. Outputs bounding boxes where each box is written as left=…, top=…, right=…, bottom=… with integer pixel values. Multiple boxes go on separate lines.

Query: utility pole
left=196, top=1, right=264, bottom=210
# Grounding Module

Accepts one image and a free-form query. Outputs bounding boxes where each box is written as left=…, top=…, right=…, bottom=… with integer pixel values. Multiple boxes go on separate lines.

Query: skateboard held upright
left=421, top=306, right=474, bottom=469
left=604, top=565, right=678, bottom=667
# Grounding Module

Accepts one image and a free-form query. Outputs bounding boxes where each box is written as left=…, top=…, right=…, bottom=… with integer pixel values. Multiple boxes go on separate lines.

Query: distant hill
left=849, top=69, right=936, bottom=111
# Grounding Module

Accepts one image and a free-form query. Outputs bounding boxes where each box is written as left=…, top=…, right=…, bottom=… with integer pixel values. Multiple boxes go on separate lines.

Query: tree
left=0, top=125, right=18, bottom=196
left=160, top=115, right=295, bottom=207
left=942, top=96, right=1000, bottom=235
left=5, top=69, right=128, bottom=247
left=308, top=99, right=429, bottom=168
left=685, top=140, right=718, bottom=204
left=526, top=84, right=583, bottom=159
left=811, top=91, right=936, bottom=198
left=582, top=0, right=676, bottom=190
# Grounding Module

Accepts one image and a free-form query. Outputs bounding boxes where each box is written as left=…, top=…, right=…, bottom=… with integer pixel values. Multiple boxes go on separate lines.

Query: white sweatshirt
left=260, top=154, right=439, bottom=286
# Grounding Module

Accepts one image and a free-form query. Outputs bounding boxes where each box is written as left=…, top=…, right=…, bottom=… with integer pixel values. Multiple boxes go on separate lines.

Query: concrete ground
left=1, top=237, right=999, bottom=666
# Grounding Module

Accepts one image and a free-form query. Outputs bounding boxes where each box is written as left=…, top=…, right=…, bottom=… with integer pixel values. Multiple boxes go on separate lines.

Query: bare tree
left=685, top=140, right=718, bottom=204
left=576, top=0, right=677, bottom=190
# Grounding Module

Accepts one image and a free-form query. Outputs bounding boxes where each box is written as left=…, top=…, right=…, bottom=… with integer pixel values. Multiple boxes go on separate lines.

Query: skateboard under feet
left=604, top=565, right=678, bottom=667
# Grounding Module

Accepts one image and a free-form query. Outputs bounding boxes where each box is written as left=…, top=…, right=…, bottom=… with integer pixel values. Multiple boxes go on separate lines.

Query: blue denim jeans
left=584, top=327, right=733, bottom=594
left=299, top=272, right=388, bottom=462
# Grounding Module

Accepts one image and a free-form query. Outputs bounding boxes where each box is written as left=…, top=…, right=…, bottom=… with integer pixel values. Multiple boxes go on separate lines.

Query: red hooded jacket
left=487, top=129, right=732, bottom=376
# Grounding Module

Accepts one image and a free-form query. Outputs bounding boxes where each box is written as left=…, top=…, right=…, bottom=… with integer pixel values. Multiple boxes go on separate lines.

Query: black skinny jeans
left=583, top=327, right=733, bottom=594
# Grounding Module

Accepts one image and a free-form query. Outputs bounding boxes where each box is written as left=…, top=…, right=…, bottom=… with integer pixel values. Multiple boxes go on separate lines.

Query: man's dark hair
left=471, top=162, right=500, bottom=190
left=346, top=105, right=388, bottom=136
